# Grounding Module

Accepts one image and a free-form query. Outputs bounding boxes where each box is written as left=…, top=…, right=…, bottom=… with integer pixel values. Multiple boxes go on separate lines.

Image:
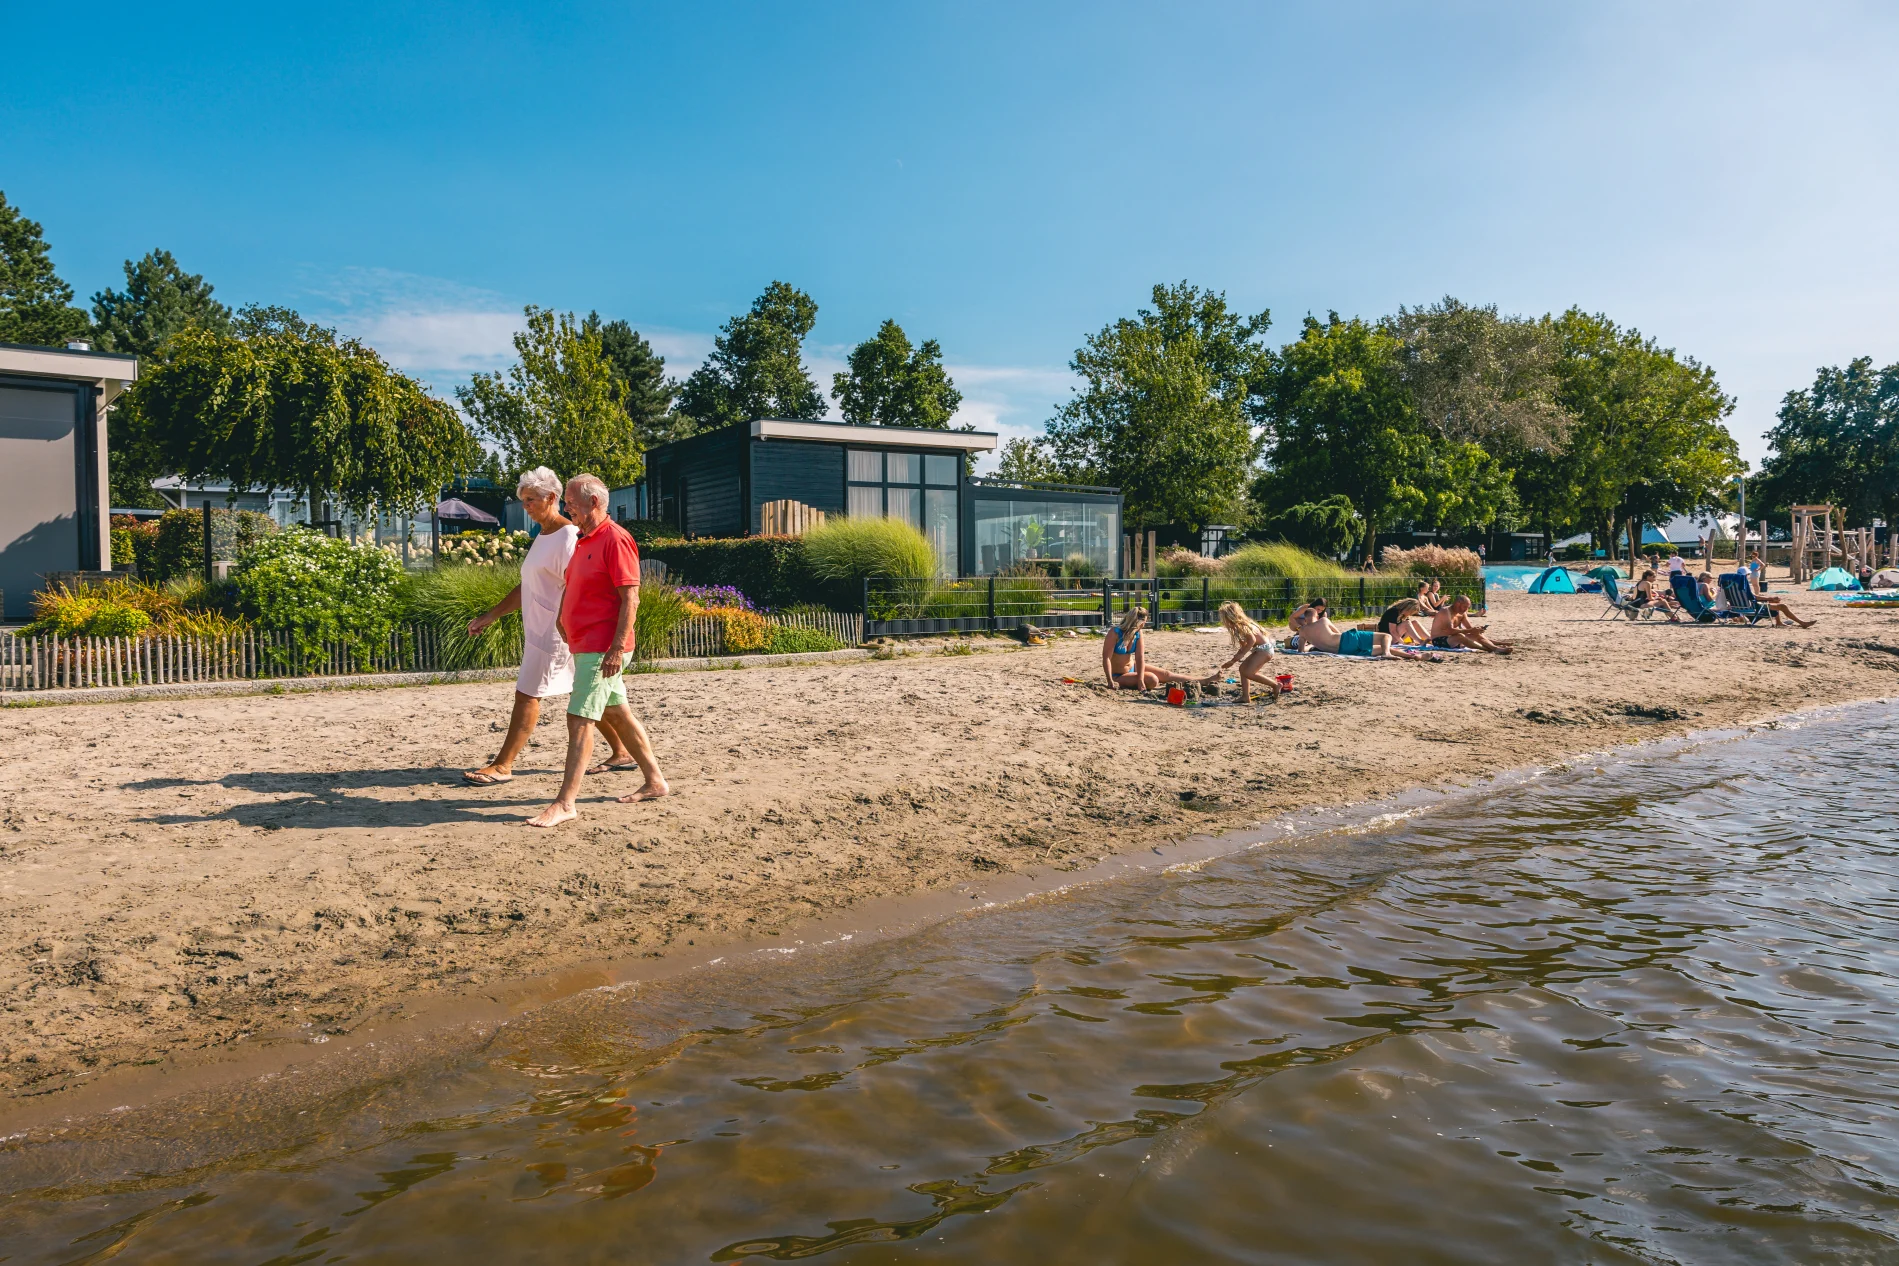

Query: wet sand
left=2, top=586, right=1893, bottom=1105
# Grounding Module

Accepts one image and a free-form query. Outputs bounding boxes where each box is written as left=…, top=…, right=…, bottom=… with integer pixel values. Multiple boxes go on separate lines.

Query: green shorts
left=568, top=652, right=627, bottom=721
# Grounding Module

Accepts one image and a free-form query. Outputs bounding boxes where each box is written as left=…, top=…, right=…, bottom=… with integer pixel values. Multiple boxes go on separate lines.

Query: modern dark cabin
left=634, top=419, right=1123, bottom=577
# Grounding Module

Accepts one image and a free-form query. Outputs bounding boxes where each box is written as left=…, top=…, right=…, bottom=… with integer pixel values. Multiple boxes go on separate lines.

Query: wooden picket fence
left=653, top=610, right=863, bottom=659
left=1, top=612, right=860, bottom=692
left=0, top=626, right=448, bottom=692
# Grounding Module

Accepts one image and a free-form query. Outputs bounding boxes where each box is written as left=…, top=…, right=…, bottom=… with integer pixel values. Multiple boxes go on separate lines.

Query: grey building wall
left=0, top=381, right=88, bottom=619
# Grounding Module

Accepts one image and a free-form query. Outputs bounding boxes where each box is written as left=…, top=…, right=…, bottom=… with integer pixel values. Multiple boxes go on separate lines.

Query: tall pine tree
left=0, top=191, right=91, bottom=347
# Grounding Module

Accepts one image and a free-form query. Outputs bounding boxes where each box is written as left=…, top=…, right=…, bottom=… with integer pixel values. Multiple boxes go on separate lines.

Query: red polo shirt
left=560, top=519, right=641, bottom=654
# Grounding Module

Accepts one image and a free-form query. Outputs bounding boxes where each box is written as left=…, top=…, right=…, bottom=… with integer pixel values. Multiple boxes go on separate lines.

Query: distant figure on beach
left=1665, top=553, right=1686, bottom=576
left=1429, top=595, right=1513, bottom=653
left=1749, top=552, right=1769, bottom=592
left=1102, top=606, right=1198, bottom=690
left=526, top=474, right=669, bottom=828
left=1290, top=596, right=1398, bottom=657
left=1209, top=600, right=1279, bottom=703
left=463, top=466, right=629, bottom=786
left=1630, top=569, right=1683, bottom=622
left=1413, top=580, right=1440, bottom=614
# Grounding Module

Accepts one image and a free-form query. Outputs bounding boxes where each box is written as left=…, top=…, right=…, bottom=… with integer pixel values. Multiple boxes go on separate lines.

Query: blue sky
left=6, top=1, right=1897, bottom=469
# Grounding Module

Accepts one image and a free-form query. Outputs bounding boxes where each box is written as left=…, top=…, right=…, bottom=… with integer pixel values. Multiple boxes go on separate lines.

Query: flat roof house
left=0, top=342, right=139, bottom=618
left=638, top=419, right=1124, bottom=577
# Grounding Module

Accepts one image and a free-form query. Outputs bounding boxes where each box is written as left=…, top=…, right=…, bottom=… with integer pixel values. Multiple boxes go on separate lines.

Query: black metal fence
left=864, top=574, right=1486, bottom=638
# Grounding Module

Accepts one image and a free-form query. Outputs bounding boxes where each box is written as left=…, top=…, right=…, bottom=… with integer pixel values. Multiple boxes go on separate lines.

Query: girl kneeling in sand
left=1211, top=601, right=1280, bottom=703
left=1103, top=606, right=1199, bottom=691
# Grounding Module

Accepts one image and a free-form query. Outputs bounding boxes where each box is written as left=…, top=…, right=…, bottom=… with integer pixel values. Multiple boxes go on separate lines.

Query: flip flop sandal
left=586, top=761, right=641, bottom=776
left=463, top=771, right=512, bottom=786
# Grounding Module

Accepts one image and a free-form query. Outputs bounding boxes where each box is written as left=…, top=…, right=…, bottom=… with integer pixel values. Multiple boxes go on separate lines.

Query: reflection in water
left=6, top=706, right=1899, bottom=1264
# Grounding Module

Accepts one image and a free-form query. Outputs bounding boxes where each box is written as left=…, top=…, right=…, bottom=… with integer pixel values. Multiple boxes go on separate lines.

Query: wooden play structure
left=1787, top=504, right=1893, bottom=582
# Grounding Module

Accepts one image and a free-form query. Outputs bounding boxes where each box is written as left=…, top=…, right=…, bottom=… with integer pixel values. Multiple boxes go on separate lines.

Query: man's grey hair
left=564, top=473, right=609, bottom=510
left=516, top=466, right=562, bottom=500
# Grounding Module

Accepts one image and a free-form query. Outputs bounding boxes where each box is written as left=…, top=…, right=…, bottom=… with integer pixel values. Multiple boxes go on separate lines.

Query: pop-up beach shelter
left=1810, top=566, right=1858, bottom=591
left=1528, top=566, right=1577, bottom=594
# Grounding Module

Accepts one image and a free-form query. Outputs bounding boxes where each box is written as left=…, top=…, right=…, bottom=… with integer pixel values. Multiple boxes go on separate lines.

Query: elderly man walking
left=526, top=474, right=669, bottom=828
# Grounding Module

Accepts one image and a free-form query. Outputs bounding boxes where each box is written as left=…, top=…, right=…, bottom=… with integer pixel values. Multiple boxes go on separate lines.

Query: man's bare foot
left=585, top=758, right=638, bottom=776
left=525, top=803, right=578, bottom=828
left=617, top=779, right=671, bottom=803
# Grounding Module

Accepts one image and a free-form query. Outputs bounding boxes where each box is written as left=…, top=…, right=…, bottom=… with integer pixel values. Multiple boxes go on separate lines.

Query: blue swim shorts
left=1338, top=629, right=1375, bottom=657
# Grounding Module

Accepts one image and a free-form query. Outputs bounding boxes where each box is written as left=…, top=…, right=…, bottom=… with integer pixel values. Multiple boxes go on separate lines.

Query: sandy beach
left=3, top=586, right=1894, bottom=1104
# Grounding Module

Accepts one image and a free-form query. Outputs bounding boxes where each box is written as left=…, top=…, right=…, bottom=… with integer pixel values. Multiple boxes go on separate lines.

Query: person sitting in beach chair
left=1428, top=595, right=1513, bottom=653
left=1102, top=606, right=1199, bottom=691
left=1378, top=597, right=1433, bottom=647
left=1290, top=597, right=1401, bottom=658
left=1629, top=570, right=1683, bottom=622
left=1208, top=600, right=1281, bottom=703
left=1670, top=571, right=1720, bottom=623
left=1722, top=572, right=1815, bottom=629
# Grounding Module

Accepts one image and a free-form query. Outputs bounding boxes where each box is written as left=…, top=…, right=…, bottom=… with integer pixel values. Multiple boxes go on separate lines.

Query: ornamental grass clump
left=1222, top=542, right=1351, bottom=581
left=397, top=562, right=525, bottom=670
left=22, top=577, right=248, bottom=639
left=804, top=517, right=937, bottom=617
left=1378, top=544, right=1483, bottom=578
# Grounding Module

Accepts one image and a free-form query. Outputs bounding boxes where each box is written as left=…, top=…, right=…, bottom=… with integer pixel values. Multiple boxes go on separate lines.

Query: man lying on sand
left=1289, top=597, right=1403, bottom=658
left=1102, top=606, right=1200, bottom=690
left=1429, top=595, right=1512, bottom=653
left=526, top=474, right=670, bottom=828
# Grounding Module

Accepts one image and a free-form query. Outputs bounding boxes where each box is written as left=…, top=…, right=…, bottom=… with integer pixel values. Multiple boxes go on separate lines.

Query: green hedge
left=112, top=509, right=277, bottom=582
left=642, top=536, right=844, bottom=610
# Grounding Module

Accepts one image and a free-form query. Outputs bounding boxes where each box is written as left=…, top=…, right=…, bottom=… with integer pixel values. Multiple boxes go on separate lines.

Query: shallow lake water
left=5, top=704, right=1898, bottom=1264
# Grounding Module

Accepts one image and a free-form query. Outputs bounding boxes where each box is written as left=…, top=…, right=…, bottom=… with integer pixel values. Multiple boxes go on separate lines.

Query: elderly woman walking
left=462, top=467, right=635, bottom=785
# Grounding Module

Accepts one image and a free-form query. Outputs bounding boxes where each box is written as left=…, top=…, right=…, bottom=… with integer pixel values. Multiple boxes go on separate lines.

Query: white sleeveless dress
left=516, top=524, right=578, bottom=698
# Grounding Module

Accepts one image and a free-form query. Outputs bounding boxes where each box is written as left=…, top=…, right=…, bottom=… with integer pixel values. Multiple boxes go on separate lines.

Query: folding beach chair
left=1669, top=573, right=1718, bottom=623
left=1599, top=574, right=1656, bottom=620
left=1720, top=573, right=1772, bottom=626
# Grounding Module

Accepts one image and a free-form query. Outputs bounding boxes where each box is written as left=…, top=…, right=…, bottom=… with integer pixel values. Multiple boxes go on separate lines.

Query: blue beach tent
left=1810, top=567, right=1859, bottom=591
left=1527, top=566, right=1577, bottom=594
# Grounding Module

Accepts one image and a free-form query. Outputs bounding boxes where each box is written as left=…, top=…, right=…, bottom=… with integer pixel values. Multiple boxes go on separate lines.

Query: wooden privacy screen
left=760, top=500, right=827, bottom=536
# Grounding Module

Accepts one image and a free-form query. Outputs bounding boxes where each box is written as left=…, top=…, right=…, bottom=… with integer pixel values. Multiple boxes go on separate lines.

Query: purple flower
left=675, top=584, right=754, bottom=611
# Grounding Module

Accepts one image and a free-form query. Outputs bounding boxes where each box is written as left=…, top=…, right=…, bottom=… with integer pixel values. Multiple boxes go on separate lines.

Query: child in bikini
left=1209, top=600, right=1280, bottom=703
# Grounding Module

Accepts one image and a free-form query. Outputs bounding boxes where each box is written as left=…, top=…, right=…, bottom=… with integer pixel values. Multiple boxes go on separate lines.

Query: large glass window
left=885, top=486, right=919, bottom=526
left=924, top=454, right=958, bottom=486
left=973, top=496, right=1119, bottom=576
left=848, top=485, right=883, bottom=518
left=848, top=450, right=883, bottom=482
left=924, top=489, right=958, bottom=575
left=886, top=452, right=919, bottom=485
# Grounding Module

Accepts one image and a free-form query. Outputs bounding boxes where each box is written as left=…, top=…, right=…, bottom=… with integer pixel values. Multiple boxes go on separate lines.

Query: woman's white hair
left=516, top=466, right=562, bottom=500
left=564, top=473, right=609, bottom=510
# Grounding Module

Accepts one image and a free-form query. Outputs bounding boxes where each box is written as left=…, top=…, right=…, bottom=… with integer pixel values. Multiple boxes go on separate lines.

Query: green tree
left=91, top=249, right=232, bottom=357
left=1754, top=358, right=1899, bottom=529
left=994, top=436, right=1065, bottom=483
left=1551, top=310, right=1739, bottom=560
left=125, top=304, right=477, bottom=515
left=91, top=250, right=235, bottom=505
left=458, top=307, right=643, bottom=489
left=1260, top=495, right=1364, bottom=558
left=1256, top=313, right=1516, bottom=561
left=0, top=191, right=90, bottom=346
left=832, top=319, right=963, bottom=428
left=1045, top=282, right=1270, bottom=528
left=1386, top=297, right=1568, bottom=449
left=676, top=281, right=826, bottom=429
left=583, top=311, right=693, bottom=447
